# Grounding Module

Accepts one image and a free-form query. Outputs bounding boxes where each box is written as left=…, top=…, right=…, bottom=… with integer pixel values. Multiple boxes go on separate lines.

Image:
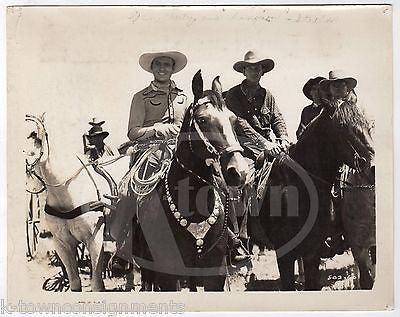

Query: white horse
left=24, top=114, right=130, bottom=291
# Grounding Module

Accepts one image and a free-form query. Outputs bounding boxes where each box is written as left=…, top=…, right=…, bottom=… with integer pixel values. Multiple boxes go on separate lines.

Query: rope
left=129, top=144, right=173, bottom=197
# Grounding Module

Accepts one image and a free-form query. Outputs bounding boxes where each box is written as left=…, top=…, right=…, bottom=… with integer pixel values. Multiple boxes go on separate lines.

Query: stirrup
left=228, top=240, right=251, bottom=268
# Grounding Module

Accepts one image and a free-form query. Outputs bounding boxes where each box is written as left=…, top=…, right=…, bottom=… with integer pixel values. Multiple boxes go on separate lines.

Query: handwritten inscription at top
left=127, top=8, right=336, bottom=26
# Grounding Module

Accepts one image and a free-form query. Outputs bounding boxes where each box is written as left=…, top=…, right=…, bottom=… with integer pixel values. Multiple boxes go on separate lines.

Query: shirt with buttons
left=127, top=81, right=188, bottom=141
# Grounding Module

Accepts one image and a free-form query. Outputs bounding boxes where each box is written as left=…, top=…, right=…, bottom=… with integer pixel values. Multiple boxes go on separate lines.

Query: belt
left=45, top=201, right=103, bottom=219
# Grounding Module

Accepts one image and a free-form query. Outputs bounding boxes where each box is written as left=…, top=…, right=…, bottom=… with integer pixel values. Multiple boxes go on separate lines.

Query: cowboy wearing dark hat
left=296, top=76, right=326, bottom=139
left=83, top=118, right=115, bottom=162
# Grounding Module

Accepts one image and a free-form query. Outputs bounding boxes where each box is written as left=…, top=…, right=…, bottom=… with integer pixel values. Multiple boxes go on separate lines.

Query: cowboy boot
left=227, top=229, right=251, bottom=267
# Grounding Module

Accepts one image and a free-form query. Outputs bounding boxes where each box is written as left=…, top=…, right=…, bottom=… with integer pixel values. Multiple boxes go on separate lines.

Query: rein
left=164, top=100, right=245, bottom=257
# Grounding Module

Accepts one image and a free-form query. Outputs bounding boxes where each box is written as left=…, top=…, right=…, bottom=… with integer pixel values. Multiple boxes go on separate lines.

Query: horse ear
left=192, top=70, right=203, bottom=104
left=39, top=112, right=46, bottom=123
left=211, top=76, right=223, bottom=97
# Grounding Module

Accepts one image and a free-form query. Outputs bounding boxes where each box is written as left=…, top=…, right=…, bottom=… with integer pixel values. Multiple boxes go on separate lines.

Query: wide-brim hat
left=88, top=117, right=105, bottom=126
left=233, top=51, right=275, bottom=74
left=87, top=125, right=109, bottom=138
left=319, top=70, right=357, bottom=92
left=139, top=51, right=187, bottom=74
left=303, top=76, right=326, bottom=100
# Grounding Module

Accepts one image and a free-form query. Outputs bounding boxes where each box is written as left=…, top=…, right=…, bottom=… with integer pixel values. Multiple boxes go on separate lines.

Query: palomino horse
left=24, top=114, right=130, bottom=291
left=132, top=71, right=249, bottom=291
left=258, top=99, right=374, bottom=290
left=341, top=166, right=376, bottom=289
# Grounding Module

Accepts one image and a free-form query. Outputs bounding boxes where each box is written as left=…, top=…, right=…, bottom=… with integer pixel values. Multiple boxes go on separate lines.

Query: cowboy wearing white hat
left=320, top=70, right=360, bottom=257
left=224, top=51, right=289, bottom=260
left=127, top=51, right=188, bottom=141
left=319, top=70, right=357, bottom=102
left=225, top=51, right=289, bottom=158
left=111, top=51, right=189, bottom=277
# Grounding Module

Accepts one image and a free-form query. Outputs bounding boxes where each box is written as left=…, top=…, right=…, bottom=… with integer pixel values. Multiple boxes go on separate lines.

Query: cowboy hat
left=87, top=125, right=109, bottom=138
left=303, top=76, right=326, bottom=100
left=233, top=51, right=275, bottom=74
left=88, top=117, right=105, bottom=126
left=139, top=51, right=187, bottom=74
left=319, top=70, right=357, bottom=91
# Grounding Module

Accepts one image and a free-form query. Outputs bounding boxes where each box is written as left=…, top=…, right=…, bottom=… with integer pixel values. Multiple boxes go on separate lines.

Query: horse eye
left=28, top=131, right=37, bottom=139
left=197, top=117, right=207, bottom=125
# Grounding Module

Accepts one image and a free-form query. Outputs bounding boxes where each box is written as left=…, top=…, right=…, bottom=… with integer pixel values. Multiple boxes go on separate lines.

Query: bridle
left=25, top=115, right=49, bottom=194
left=175, top=99, right=244, bottom=189
left=25, top=115, right=49, bottom=175
left=170, top=99, right=245, bottom=257
left=188, top=98, right=244, bottom=163
left=24, top=114, right=122, bottom=197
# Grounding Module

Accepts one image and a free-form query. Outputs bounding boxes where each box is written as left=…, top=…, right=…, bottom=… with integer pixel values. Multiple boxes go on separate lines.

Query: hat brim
left=319, top=77, right=357, bottom=92
left=87, top=131, right=109, bottom=138
left=303, top=76, right=326, bottom=100
left=89, top=120, right=105, bottom=126
left=139, top=51, right=187, bottom=74
left=233, top=59, right=275, bottom=74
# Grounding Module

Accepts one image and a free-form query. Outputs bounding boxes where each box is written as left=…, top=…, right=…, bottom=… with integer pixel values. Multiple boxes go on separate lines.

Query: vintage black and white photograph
left=6, top=4, right=394, bottom=312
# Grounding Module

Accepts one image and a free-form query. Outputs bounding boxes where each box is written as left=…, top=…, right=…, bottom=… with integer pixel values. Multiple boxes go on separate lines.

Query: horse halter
left=188, top=97, right=244, bottom=162
left=25, top=115, right=48, bottom=174
left=347, top=141, right=368, bottom=173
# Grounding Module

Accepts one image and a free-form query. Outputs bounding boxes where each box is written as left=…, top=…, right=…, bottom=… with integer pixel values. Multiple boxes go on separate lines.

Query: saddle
left=118, top=142, right=173, bottom=201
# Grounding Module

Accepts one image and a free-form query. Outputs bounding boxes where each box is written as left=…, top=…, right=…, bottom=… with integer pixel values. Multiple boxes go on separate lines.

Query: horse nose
left=226, top=152, right=249, bottom=187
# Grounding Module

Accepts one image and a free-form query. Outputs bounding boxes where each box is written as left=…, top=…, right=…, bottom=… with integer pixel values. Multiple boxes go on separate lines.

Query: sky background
left=8, top=5, right=392, bottom=154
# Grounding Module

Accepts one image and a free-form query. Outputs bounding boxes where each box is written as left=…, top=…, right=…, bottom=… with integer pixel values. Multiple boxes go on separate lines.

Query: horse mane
left=298, top=100, right=373, bottom=144
left=332, top=101, right=373, bottom=136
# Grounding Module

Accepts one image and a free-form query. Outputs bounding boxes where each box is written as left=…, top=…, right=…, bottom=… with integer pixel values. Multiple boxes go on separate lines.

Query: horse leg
left=52, top=238, right=81, bottom=291
left=156, top=273, right=179, bottom=291
left=188, top=276, right=197, bottom=292
left=125, top=270, right=135, bottom=291
left=276, top=253, right=296, bottom=291
left=303, top=255, right=321, bottom=291
left=295, top=257, right=305, bottom=290
left=203, top=275, right=226, bottom=291
left=86, top=228, right=105, bottom=292
left=352, top=246, right=374, bottom=290
left=140, top=268, right=156, bottom=291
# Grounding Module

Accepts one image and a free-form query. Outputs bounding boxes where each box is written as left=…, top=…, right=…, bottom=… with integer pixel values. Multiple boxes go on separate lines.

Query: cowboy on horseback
left=318, top=70, right=361, bottom=257
left=83, top=118, right=116, bottom=162
left=109, top=51, right=189, bottom=275
left=224, top=51, right=290, bottom=257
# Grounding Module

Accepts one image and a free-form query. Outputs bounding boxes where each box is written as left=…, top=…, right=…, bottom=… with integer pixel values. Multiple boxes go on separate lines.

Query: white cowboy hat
left=319, top=70, right=357, bottom=91
left=139, top=51, right=187, bottom=74
left=233, top=51, right=275, bottom=74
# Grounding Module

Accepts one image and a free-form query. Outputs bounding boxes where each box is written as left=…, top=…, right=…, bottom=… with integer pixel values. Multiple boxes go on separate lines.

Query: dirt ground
left=27, top=236, right=360, bottom=292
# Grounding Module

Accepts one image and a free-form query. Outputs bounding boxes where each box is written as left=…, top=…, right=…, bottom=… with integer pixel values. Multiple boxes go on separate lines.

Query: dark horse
left=259, top=98, right=374, bottom=290
left=341, top=166, right=376, bottom=289
left=134, top=71, right=249, bottom=291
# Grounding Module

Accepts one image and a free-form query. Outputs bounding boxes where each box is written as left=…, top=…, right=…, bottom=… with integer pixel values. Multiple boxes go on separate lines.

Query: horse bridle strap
left=191, top=118, right=244, bottom=159
left=25, top=115, right=48, bottom=173
left=44, top=201, right=104, bottom=219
